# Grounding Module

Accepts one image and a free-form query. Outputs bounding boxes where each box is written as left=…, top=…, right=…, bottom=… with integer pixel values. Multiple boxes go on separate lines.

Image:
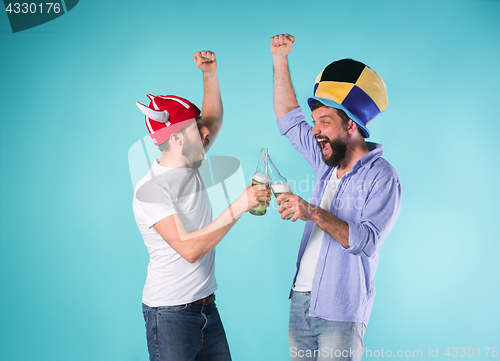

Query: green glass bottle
left=250, top=148, right=270, bottom=216
left=267, top=155, right=294, bottom=220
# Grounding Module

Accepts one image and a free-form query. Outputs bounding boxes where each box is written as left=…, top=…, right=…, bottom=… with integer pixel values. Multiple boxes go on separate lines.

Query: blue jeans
left=142, top=295, right=231, bottom=361
left=289, top=291, right=366, bottom=361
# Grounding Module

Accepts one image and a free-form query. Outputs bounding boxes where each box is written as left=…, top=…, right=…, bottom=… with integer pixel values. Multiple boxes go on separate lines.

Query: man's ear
left=347, top=119, right=358, bottom=135
left=170, top=132, right=184, bottom=147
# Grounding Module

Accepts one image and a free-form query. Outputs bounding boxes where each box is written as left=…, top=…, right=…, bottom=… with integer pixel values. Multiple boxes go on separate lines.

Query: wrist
left=310, top=205, right=324, bottom=224
left=272, top=54, right=289, bottom=63
left=203, top=69, right=218, bottom=77
left=232, top=196, right=248, bottom=217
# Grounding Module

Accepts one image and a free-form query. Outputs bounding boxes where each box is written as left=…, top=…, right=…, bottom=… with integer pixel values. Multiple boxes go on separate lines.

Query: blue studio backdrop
left=1, top=1, right=499, bottom=360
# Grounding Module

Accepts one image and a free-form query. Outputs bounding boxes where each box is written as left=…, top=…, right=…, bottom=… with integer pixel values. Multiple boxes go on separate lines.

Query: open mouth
left=317, top=138, right=331, bottom=155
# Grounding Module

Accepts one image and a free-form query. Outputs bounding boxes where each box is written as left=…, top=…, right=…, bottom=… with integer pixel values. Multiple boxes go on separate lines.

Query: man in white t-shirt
left=133, top=51, right=271, bottom=361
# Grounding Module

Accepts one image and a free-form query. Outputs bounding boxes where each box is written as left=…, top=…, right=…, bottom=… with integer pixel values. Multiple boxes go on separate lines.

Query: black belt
left=192, top=293, right=215, bottom=305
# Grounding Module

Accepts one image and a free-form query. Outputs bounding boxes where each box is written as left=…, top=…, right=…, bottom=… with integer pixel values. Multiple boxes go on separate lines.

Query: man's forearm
left=170, top=199, right=246, bottom=263
left=180, top=182, right=271, bottom=262
left=156, top=185, right=270, bottom=263
left=310, top=207, right=350, bottom=249
left=273, top=56, right=299, bottom=119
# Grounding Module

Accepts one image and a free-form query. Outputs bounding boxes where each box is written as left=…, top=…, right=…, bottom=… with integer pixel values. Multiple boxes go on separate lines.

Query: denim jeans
left=142, top=295, right=231, bottom=361
left=289, top=291, right=366, bottom=361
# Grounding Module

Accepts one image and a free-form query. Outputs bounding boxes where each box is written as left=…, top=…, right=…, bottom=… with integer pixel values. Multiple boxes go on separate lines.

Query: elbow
left=176, top=239, right=203, bottom=263
left=357, top=231, right=380, bottom=259
left=185, top=253, right=200, bottom=264
left=348, top=243, right=377, bottom=259
left=184, top=250, right=202, bottom=264
left=359, top=233, right=382, bottom=258
left=347, top=228, right=380, bottom=259
left=360, top=245, right=377, bottom=259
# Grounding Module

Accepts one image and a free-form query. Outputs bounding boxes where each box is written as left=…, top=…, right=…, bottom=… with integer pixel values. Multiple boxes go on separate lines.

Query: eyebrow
left=312, top=114, right=333, bottom=122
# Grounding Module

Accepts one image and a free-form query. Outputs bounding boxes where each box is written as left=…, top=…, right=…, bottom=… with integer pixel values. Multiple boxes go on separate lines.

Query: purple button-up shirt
left=277, top=107, right=401, bottom=326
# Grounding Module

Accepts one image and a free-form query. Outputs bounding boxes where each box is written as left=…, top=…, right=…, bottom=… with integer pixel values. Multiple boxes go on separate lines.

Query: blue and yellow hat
left=307, top=59, right=388, bottom=138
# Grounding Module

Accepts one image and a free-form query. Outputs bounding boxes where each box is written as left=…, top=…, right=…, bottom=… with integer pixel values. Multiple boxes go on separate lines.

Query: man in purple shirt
left=270, top=34, right=402, bottom=361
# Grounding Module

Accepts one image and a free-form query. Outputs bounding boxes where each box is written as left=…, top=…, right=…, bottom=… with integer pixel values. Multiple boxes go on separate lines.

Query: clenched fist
left=193, top=51, right=217, bottom=73
left=270, top=34, right=295, bottom=58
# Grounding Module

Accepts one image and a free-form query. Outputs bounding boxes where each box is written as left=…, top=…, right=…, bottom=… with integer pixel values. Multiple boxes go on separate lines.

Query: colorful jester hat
left=136, top=94, right=201, bottom=146
left=308, top=59, right=388, bottom=138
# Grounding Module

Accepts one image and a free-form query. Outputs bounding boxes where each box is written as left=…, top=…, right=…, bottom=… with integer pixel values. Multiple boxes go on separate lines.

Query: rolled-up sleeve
left=345, top=173, right=402, bottom=258
left=277, top=107, right=322, bottom=172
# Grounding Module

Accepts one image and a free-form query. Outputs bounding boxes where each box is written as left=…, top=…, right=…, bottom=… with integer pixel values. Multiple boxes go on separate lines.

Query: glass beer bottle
left=267, top=154, right=294, bottom=220
left=250, top=148, right=270, bottom=216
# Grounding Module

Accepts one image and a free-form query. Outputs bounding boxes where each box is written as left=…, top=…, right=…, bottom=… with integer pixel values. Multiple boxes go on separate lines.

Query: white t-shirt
left=133, top=159, right=217, bottom=307
left=293, top=168, right=341, bottom=292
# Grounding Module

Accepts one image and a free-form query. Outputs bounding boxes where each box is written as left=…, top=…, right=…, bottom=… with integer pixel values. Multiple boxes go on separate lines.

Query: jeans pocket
left=351, top=322, right=366, bottom=338
left=157, top=304, right=189, bottom=313
left=142, top=309, right=150, bottom=331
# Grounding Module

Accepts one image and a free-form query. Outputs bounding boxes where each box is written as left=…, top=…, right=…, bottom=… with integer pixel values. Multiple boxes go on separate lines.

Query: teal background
left=1, top=0, right=499, bottom=360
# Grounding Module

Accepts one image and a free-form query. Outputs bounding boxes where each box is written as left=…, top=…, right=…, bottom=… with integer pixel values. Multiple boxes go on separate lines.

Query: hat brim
left=307, top=97, right=370, bottom=138
left=149, top=118, right=196, bottom=146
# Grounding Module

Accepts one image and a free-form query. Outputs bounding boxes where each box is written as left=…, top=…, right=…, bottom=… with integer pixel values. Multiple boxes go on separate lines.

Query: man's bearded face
left=181, top=121, right=206, bottom=169
left=316, top=130, right=349, bottom=168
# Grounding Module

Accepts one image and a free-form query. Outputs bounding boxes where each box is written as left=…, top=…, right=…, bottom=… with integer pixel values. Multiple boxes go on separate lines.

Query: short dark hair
left=157, top=128, right=187, bottom=152
left=310, top=99, right=365, bottom=138
left=158, top=139, right=171, bottom=153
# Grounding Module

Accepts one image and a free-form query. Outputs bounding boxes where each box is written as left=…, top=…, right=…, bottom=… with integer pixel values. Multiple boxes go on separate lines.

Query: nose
left=312, top=123, right=321, bottom=136
left=199, top=124, right=210, bottom=141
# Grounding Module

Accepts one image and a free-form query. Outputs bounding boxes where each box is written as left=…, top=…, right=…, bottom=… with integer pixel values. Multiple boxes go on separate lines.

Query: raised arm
left=270, top=34, right=299, bottom=119
left=154, top=184, right=271, bottom=263
left=193, top=50, right=222, bottom=152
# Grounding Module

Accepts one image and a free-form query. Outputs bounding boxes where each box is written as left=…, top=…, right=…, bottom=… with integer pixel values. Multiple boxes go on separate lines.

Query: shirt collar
left=356, top=142, right=384, bottom=169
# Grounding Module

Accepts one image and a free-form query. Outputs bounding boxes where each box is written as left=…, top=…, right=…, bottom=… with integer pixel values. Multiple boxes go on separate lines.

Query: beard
left=182, top=137, right=205, bottom=169
left=318, top=132, right=348, bottom=168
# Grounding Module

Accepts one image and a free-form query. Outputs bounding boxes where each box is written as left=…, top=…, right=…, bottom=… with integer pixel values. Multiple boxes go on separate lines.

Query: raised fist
left=270, top=34, right=295, bottom=57
left=193, top=51, right=217, bottom=73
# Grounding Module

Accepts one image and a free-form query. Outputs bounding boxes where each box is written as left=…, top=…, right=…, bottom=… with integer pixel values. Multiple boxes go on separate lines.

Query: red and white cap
left=136, top=94, right=201, bottom=146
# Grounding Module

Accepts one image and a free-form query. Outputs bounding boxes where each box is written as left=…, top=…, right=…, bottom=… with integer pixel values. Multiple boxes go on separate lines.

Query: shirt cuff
left=344, top=221, right=364, bottom=255
left=276, top=107, right=305, bottom=135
